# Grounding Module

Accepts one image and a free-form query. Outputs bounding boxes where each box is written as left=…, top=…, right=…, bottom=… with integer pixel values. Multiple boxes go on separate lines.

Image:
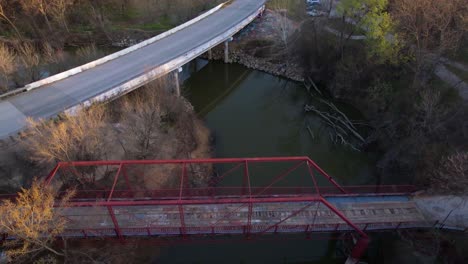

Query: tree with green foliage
left=336, top=0, right=401, bottom=64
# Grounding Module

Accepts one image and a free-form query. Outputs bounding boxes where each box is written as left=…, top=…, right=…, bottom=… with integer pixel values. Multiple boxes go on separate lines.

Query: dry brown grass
left=0, top=43, right=16, bottom=91
left=75, top=44, right=101, bottom=64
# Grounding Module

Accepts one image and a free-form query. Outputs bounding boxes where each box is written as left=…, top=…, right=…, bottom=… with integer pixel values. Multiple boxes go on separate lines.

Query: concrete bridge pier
left=174, top=67, right=183, bottom=96
left=208, top=49, right=213, bottom=60
left=224, top=37, right=234, bottom=63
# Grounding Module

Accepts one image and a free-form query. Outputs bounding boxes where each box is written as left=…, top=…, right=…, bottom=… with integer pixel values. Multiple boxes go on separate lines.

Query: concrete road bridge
left=2, top=157, right=466, bottom=264
left=0, top=0, right=266, bottom=138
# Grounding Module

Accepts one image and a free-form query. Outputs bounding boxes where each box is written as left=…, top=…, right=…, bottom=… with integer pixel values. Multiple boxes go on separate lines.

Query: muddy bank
left=203, top=49, right=304, bottom=82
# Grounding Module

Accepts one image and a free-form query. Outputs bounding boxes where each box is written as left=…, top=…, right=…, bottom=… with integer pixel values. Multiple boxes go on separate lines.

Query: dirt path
left=441, top=57, right=468, bottom=72
left=435, top=64, right=468, bottom=99
left=413, top=195, right=468, bottom=230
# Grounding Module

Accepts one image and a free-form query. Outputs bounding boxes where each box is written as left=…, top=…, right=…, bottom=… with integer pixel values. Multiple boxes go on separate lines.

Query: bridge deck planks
left=61, top=199, right=427, bottom=236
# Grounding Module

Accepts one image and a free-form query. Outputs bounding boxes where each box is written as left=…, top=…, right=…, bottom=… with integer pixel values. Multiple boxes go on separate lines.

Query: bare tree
left=0, top=180, right=75, bottom=262
left=119, top=81, right=164, bottom=159
left=0, top=43, right=16, bottom=92
left=269, top=0, right=294, bottom=49
left=431, top=151, right=468, bottom=194
left=19, top=0, right=53, bottom=31
left=392, top=0, right=468, bottom=84
left=16, top=42, right=41, bottom=83
left=22, top=105, right=113, bottom=164
left=0, top=0, right=22, bottom=38
left=75, top=44, right=101, bottom=65
left=49, top=0, right=74, bottom=32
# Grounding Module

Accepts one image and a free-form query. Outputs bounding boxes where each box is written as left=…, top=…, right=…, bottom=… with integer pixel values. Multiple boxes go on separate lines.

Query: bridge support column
left=224, top=37, right=233, bottom=63
left=208, top=49, right=213, bottom=60
left=174, top=67, right=183, bottom=96
left=224, top=41, right=229, bottom=63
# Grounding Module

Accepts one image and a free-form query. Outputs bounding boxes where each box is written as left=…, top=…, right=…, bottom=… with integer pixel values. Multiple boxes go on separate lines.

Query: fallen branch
left=305, top=104, right=365, bottom=142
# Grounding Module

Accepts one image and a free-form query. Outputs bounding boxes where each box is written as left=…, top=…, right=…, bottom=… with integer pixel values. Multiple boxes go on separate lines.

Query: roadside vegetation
left=0, top=0, right=222, bottom=94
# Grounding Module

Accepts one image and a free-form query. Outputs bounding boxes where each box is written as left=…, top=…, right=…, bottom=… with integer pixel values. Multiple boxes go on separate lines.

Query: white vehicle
left=306, top=0, right=322, bottom=17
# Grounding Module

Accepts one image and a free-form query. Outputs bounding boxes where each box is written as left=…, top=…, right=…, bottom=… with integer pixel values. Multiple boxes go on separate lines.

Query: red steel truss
left=10, top=157, right=418, bottom=261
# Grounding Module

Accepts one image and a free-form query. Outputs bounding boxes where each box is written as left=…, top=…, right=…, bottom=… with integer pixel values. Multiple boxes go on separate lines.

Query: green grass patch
left=136, top=22, right=172, bottom=31
left=70, top=24, right=95, bottom=33
left=104, top=5, right=142, bottom=23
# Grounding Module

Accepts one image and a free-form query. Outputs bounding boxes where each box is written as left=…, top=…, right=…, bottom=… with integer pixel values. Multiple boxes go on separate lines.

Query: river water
left=153, top=60, right=391, bottom=263
left=24, top=50, right=428, bottom=262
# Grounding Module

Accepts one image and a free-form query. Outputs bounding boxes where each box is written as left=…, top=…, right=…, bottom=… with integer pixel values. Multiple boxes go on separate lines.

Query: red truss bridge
left=5, top=157, right=435, bottom=262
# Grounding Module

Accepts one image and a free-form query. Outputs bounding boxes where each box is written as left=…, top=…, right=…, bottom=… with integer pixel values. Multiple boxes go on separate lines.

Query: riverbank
left=203, top=9, right=305, bottom=82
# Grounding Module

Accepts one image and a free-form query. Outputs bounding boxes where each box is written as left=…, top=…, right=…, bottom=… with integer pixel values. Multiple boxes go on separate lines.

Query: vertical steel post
left=244, top=161, right=252, bottom=238
left=178, top=204, right=186, bottom=237
left=242, top=161, right=248, bottom=196
left=179, top=163, right=187, bottom=237
left=307, top=161, right=321, bottom=195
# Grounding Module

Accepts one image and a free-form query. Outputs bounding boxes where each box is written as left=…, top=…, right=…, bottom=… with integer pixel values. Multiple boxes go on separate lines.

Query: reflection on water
left=152, top=61, right=380, bottom=264
left=184, top=61, right=377, bottom=186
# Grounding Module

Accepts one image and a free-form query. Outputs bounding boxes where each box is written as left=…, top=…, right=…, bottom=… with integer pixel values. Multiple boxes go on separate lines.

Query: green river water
left=152, top=61, right=422, bottom=263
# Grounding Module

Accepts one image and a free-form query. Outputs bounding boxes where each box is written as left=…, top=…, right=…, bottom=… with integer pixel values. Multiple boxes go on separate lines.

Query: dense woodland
left=276, top=0, right=468, bottom=194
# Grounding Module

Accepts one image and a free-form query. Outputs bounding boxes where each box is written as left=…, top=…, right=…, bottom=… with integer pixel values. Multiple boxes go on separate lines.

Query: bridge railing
left=44, top=157, right=352, bottom=201
left=60, top=220, right=430, bottom=239
left=61, top=185, right=416, bottom=202
left=37, top=157, right=418, bottom=204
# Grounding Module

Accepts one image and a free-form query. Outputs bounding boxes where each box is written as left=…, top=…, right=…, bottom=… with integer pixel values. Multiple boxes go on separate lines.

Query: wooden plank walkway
left=60, top=198, right=429, bottom=237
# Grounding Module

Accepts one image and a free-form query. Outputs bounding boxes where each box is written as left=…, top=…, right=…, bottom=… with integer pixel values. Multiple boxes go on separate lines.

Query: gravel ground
left=413, top=195, right=468, bottom=230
